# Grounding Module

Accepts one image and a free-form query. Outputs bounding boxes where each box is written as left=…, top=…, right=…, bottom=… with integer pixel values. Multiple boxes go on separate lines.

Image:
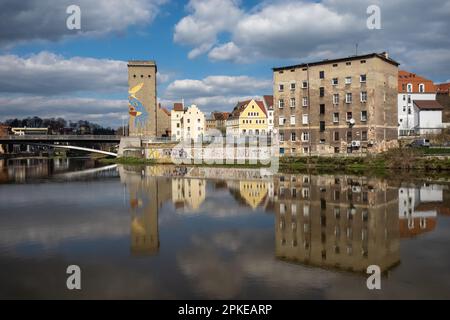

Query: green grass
left=423, top=147, right=450, bottom=155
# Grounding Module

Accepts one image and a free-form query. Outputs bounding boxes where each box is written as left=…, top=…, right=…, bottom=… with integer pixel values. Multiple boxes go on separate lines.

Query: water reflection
left=0, top=159, right=449, bottom=298
left=116, top=165, right=449, bottom=275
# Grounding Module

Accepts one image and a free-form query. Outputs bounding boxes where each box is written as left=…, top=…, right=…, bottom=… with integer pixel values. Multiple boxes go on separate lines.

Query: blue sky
left=0, top=0, right=449, bottom=127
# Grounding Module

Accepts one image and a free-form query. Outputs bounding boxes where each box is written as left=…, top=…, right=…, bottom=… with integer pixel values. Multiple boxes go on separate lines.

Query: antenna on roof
left=355, top=43, right=358, bottom=56
left=181, top=98, right=185, bottom=107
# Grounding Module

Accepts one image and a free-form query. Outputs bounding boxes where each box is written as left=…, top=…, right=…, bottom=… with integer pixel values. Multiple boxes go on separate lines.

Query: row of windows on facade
left=402, top=83, right=426, bottom=93
left=277, top=60, right=367, bottom=75
left=242, top=119, right=265, bottom=124
left=278, top=111, right=368, bottom=126
left=132, top=74, right=152, bottom=78
left=278, top=74, right=367, bottom=92
left=277, top=92, right=368, bottom=108
left=241, top=129, right=266, bottom=135
left=279, top=130, right=368, bottom=142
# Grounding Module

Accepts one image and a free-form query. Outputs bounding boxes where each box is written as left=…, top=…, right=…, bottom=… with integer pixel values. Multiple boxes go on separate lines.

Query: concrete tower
left=127, top=60, right=157, bottom=137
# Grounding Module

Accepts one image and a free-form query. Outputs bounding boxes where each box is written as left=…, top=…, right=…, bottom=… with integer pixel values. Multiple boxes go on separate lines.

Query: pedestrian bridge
left=0, top=135, right=119, bottom=157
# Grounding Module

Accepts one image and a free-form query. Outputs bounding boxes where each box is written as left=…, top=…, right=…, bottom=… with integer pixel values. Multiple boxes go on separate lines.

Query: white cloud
left=162, top=75, right=271, bottom=112
left=174, top=0, right=450, bottom=80
left=173, top=0, right=243, bottom=59
left=0, top=96, right=126, bottom=127
left=0, top=0, right=167, bottom=48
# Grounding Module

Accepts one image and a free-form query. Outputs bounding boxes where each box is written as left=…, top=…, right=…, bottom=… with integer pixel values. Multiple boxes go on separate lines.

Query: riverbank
left=99, top=148, right=450, bottom=172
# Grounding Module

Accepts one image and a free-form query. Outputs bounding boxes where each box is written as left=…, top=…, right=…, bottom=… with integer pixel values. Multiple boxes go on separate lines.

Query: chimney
left=381, top=51, right=389, bottom=59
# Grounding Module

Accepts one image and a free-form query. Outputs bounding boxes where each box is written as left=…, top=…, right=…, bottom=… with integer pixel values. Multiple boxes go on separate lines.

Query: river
left=0, top=157, right=449, bottom=299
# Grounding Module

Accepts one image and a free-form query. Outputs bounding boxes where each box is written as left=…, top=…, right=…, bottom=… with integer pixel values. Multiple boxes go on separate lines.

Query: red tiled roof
left=437, top=83, right=450, bottom=93
left=173, top=103, right=184, bottom=111
left=414, top=100, right=444, bottom=110
left=162, top=107, right=170, bottom=116
left=263, top=95, right=273, bottom=109
left=256, top=100, right=267, bottom=116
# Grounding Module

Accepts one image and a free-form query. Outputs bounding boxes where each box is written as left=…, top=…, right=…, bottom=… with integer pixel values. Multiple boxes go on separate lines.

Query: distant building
left=205, top=111, right=230, bottom=134
left=436, top=82, right=450, bottom=125
left=170, top=104, right=206, bottom=142
left=158, top=103, right=171, bottom=137
left=171, top=103, right=185, bottom=141
left=273, top=52, right=399, bottom=155
left=226, top=99, right=268, bottom=137
left=262, top=95, right=274, bottom=134
left=413, top=100, right=444, bottom=135
left=398, top=70, right=439, bottom=136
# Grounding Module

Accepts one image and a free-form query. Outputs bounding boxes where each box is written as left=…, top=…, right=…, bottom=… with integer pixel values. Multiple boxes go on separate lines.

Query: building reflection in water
left=399, top=184, right=443, bottom=238
left=272, top=174, right=401, bottom=273
left=172, top=178, right=206, bottom=211
left=118, top=165, right=447, bottom=273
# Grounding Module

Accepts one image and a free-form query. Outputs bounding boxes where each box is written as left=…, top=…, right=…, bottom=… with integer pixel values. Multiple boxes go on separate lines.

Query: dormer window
left=419, top=83, right=425, bottom=93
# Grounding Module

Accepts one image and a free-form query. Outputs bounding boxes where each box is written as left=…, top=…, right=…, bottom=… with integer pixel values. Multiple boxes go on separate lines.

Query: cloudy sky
left=0, top=0, right=449, bottom=127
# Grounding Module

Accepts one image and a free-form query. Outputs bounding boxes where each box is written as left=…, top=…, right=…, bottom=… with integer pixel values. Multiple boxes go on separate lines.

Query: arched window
left=407, top=83, right=413, bottom=92
left=419, top=83, right=425, bottom=93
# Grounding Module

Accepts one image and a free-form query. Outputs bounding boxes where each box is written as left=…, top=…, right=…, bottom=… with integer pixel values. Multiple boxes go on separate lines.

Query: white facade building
left=181, top=104, right=205, bottom=142
left=397, top=93, right=435, bottom=136
left=170, top=103, right=184, bottom=141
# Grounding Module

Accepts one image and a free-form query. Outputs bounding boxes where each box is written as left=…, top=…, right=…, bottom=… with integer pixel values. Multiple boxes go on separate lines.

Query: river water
left=0, top=157, right=449, bottom=299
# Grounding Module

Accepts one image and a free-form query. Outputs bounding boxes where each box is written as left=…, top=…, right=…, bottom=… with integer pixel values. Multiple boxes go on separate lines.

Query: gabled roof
left=414, top=100, right=444, bottom=110
left=228, top=99, right=266, bottom=120
left=211, top=111, right=230, bottom=121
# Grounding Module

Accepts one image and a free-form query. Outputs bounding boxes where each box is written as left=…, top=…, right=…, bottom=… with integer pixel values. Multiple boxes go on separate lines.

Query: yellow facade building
left=226, top=99, right=268, bottom=137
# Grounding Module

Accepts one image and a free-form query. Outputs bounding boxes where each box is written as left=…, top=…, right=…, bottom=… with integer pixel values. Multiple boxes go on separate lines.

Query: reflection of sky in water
left=0, top=159, right=449, bottom=299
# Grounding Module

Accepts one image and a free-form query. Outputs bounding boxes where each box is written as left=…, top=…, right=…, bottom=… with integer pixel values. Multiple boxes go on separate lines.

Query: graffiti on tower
left=128, top=83, right=148, bottom=131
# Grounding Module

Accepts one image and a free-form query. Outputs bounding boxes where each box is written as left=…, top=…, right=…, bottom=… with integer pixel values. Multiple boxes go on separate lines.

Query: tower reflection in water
left=120, top=166, right=172, bottom=256
left=118, top=165, right=446, bottom=274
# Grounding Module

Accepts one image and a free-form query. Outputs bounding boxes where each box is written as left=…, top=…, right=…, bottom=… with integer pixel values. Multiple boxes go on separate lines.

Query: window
left=319, top=71, right=325, bottom=79
left=346, top=131, right=352, bottom=141
left=360, top=74, right=366, bottom=83
left=279, top=117, right=285, bottom=126
left=319, top=87, right=325, bottom=97
left=362, top=131, right=368, bottom=141
left=278, top=99, right=285, bottom=108
left=419, top=83, right=425, bottom=93
left=361, top=110, right=367, bottom=122
left=290, top=115, right=296, bottom=125
left=279, top=133, right=284, bottom=141
left=345, top=93, right=352, bottom=104
left=320, top=121, right=325, bottom=132
left=402, top=84, right=406, bottom=91
left=333, top=63, right=338, bottom=67
left=360, top=91, right=367, bottom=102
left=302, top=81, right=308, bottom=88
left=333, top=112, right=339, bottom=123
left=334, top=146, right=340, bottom=153
left=346, top=62, right=351, bottom=66
left=302, top=114, right=309, bottom=125
left=345, top=77, right=352, bottom=84
left=278, top=84, right=284, bottom=92
left=346, top=112, right=352, bottom=121
left=302, top=97, right=308, bottom=107
left=407, top=95, right=411, bottom=104
left=332, top=78, right=338, bottom=85
left=334, top=131, right=339, bottom=141
left=320, top=104, right=325, bottom=115
left=302, top=132, right=309, bottom=142
left=290, top=82, right=296, bottom=90
left=290, top=98, right=296, bottom=108
left=333, top=94, right=339, bottom=105
left=291, top=132, right=296, bottom=141
left=360, top=60, right=366, bottom=64
left=407, top=83, right=412, bottom=92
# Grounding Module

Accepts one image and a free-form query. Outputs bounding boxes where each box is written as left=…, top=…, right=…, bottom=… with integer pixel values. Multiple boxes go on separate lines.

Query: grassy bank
left=98, top=148, right=450, bottom=175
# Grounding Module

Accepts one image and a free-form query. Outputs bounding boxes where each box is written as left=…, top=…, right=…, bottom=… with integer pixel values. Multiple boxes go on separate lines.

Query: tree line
left=1, top=117, right=117, bottom=135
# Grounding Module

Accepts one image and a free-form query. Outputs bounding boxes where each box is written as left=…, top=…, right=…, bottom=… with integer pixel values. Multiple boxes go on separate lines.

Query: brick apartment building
left=273, top=52, right=399, bottom=155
